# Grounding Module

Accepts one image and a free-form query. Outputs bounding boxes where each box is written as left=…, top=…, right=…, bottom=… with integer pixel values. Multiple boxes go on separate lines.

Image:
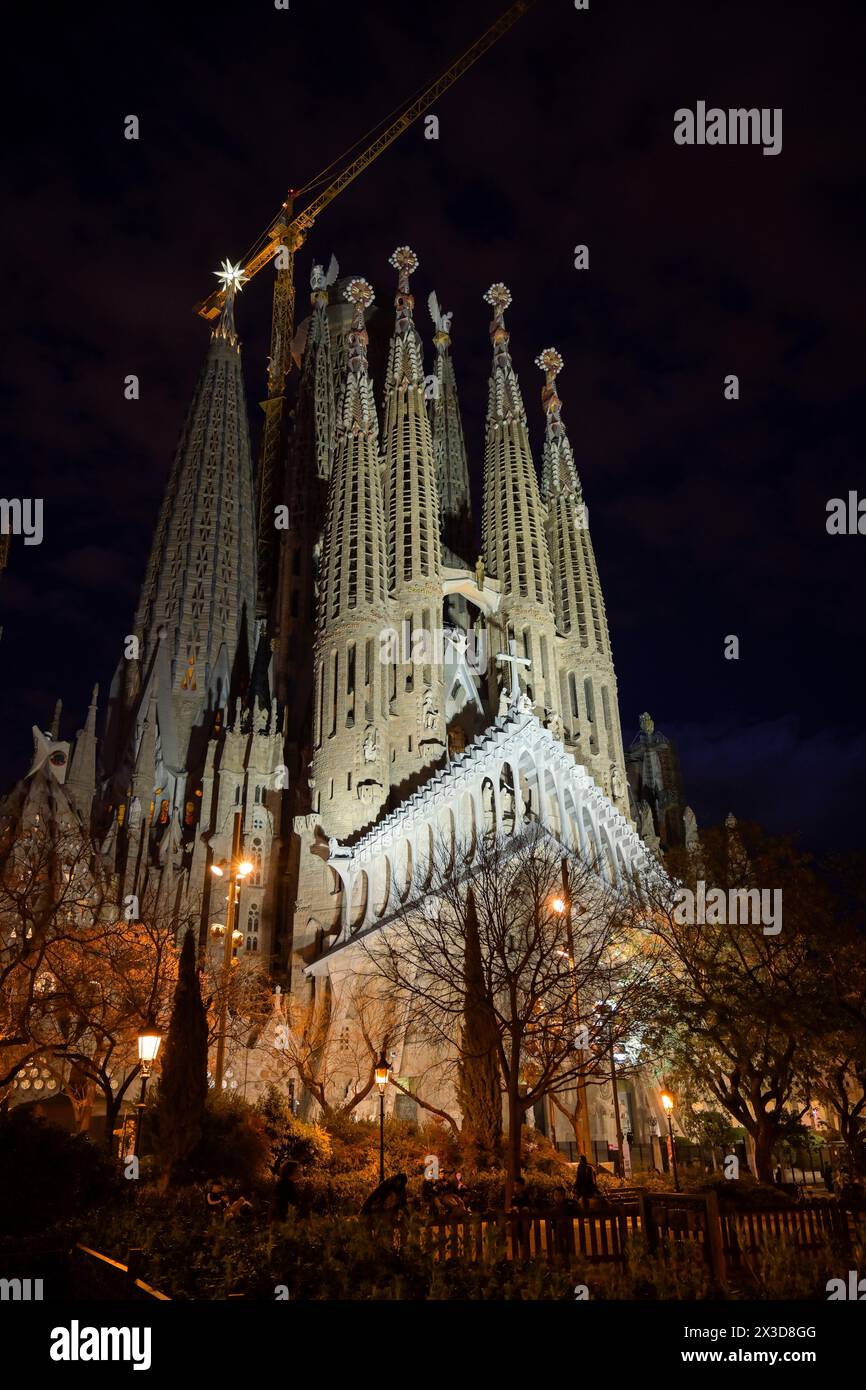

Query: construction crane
left=193, top=0, right=536, bottom=618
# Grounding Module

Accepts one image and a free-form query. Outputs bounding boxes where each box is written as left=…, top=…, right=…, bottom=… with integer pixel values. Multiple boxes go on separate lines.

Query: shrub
left=321, top=1113, right=452, bottom=1180
left=183, top=1093, right=271, bottom=1184
left=255, top=1085, right=331, bottom=1172
left=0, top=1108, right=120, bottom=1236
left=521, top=1129, right=571, bottom=1175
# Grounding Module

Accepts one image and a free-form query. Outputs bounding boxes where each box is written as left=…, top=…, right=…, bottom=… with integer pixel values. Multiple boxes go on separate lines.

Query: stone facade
left=19, top=247, right=673, bottom=1151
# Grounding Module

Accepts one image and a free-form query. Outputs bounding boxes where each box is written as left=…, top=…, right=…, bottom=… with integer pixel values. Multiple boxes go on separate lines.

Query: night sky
left=2, top=0, right=864, bottom=850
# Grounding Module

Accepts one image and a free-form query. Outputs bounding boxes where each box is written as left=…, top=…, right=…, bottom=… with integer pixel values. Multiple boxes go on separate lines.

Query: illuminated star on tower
left=214, top=259, right=249, bottom=295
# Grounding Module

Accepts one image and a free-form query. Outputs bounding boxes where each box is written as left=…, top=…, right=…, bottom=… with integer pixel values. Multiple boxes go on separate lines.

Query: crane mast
left=192, top=0, right=536, bottom=620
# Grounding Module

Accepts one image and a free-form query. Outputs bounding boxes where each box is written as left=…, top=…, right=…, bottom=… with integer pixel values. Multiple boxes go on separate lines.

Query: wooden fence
left=73, top=1244, right=170, bottom=1300
left=417, top=1195, right=860, bottom=1284
left=719, top=1200, right=854, bottom=1269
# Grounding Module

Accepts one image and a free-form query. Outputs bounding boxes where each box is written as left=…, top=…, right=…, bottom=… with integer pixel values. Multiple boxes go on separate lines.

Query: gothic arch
left=350, top=871, right=368, bottom=930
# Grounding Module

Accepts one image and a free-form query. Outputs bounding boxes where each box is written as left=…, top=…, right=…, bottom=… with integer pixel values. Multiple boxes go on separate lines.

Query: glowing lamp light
left=660, top=1092, right=674, bottom=1113
left=550, top=896, right=567, bottom=915
left=375, top=1052, right=391, bottom=1095
left=137, top=1027, right=162, bottom=1075
left=210, top=862, right=225, bottom=877
left=237, top=861, right=255, bottom=878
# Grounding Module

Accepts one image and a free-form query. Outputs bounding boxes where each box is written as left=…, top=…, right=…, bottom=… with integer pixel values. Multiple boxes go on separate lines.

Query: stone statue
left=363, top=727, right=380, bottom=763
left=498, top=686, right=509, bottom=717
left=517, top=692, right=533, bottom=715
left=683, top=805, right=699, bottom=850
left=638, top=800, right=660, bottom=854
left=474, top=554, right=485, bottom=592
left=257, top=703, right=269, bottom=733
left=544, top=708, right=563, bottom=741
left=422, top=688, right=438, bottom=730
left=610, top=764, right=624, bottom=804
left=639, top=711, right=655, bottom=736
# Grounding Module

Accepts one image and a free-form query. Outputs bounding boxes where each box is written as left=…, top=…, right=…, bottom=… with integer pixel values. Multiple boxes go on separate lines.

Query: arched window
left=251, top=837, right=263, bottom=886
left=247, top=903, right=260, bottom=947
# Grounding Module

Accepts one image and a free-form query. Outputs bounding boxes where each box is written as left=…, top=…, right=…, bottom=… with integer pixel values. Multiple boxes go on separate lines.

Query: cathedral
left=3, top=243, right=689, bottom=1154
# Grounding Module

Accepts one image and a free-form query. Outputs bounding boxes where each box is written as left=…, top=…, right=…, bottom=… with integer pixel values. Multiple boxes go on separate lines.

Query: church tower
left=480, top=284, right=560, bottom=720
left=128, top=265, right=256, bottom=745
left=274, top=257, right=337, bottom=729
left=99, top=263, right=266, bottom=927
left=428, top=291, right=474, bottom=568
left=312, top=278, right=391, bottom=839
left=537, top=348, right=628, bottom=811
left=382, top=247, right=446, bottom=794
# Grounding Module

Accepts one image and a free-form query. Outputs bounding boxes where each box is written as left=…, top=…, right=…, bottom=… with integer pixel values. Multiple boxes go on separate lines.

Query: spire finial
left=344, top=277, right=374, bottom=333
left=535, top=347, right=565, bottom=426
left=484, top=284, right=513, bottom=374
left=484, top=281, right=512, bottom=327
left=310, top=253, right=339, bottom=305
left=212, top=258, right=249, bottom=346
left=49, top=698, right=62, bottom=740
left=389, top=247, right=418, bottom=343
left=428, top=291, right=453, bottom=350
left=389, top=245, right=419, bottom=295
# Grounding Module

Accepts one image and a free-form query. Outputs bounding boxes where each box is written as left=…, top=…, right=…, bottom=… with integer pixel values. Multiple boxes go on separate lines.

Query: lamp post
left=550, top=858, right=592, bottom=1160
left=134, top=1025, right=162, bottom=1159
left=375, top=1049, right=391, bottom=1184
left=661, top=1091, right=681, bottom=1192
left=210, top=811, right=254, bottom=1093
left=597, top=1002, right=624, bottom=1178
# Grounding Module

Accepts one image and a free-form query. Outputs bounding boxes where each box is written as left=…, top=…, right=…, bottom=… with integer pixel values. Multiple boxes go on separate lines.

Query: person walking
left=574, top=1154, right=597, bottom=1211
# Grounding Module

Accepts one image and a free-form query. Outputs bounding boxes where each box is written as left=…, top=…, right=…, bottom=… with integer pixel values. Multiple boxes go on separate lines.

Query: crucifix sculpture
left=496, top=638, right=531, bottom=704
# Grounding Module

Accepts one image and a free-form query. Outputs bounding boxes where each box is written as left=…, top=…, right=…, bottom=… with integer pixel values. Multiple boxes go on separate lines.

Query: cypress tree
left=456, top=888, right=502, bottom=1167
left=153, top=929, right=208, bottom=1186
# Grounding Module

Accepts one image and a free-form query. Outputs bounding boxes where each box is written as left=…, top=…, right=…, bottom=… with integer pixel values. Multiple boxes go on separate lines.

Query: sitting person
left=548, top=1184, right=578, bottom=1216
left=206, top=1179, right=229, bottom=1216
left=361, top=1172, right=409, bottom=1216
left=224, top=1191, right=254, bottom=1223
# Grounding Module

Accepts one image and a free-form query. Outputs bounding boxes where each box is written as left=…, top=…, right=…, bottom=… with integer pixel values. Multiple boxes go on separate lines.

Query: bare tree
left=634, top=824, right=829, bottom=1182
left=364, top=826, right=658, bottom=1199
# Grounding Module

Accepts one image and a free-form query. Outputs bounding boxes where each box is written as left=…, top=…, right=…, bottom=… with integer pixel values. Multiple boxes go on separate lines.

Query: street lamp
left=660, top=1091, right=681, bottom=1192
left=375, top=1049, right=391, bottom=1184
left=597, top=1001, right=625, bottom=1178
left=550, top=861, right=592, bottom=1160
left=134, top=1025, right=162, bottom=1159
left=210, top=812, right=254, bottom=1091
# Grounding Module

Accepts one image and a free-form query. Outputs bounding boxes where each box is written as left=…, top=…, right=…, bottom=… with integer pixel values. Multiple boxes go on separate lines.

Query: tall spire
left=66, top=684, right=99, bottom=817
left=481, top=285, right=560, bottom=719
left=274, top=255, right=337, bottom=717
left=537, top=348, right=628, bottom=810
left=382, top=247, right=445, bottom=791
left=212, top=259, right=249, bottom=349
left=312, top=277, right=391, bottom=838
left=128, top=254, right=257, bottom=757
left=428, top=291, right=473, bottom=567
